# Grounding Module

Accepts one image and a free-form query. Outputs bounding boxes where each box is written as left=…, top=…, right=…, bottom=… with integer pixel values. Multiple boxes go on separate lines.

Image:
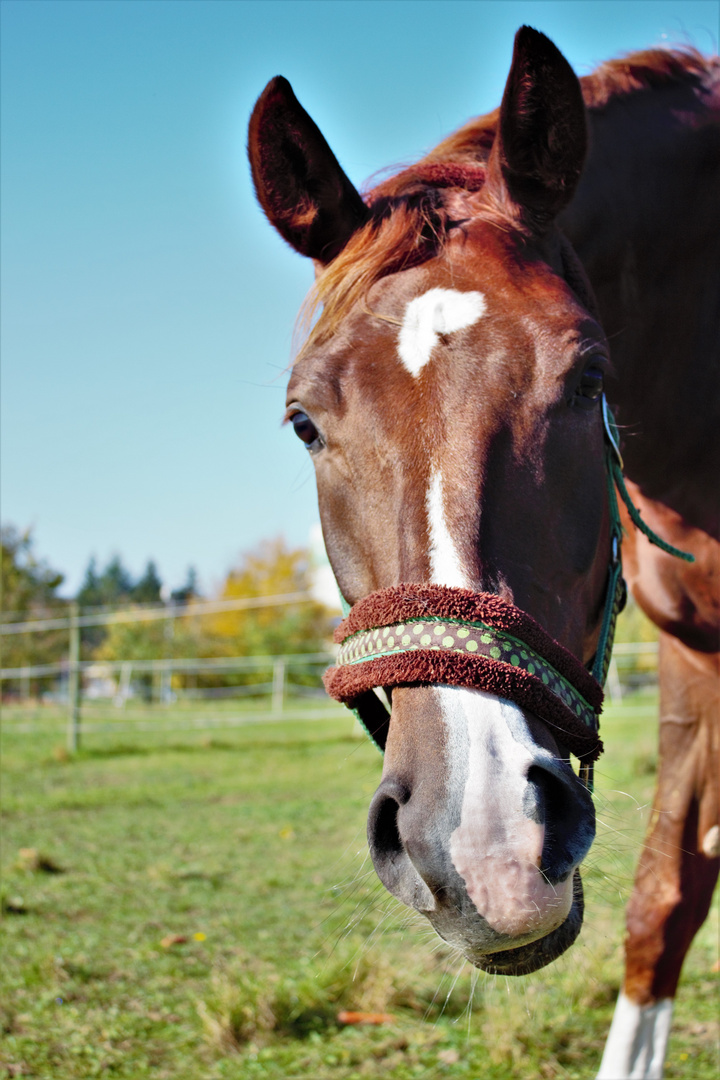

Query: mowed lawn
left=1, top=696, right=717, bottom=1079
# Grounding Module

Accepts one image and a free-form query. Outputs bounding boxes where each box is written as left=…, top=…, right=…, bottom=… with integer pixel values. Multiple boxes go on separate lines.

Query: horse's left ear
left=485, top=26, right=587, bottom=233
left=248, top=76, right=369, bottom=264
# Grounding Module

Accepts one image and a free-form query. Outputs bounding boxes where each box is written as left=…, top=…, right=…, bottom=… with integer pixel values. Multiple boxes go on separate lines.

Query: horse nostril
left=527, top=764, right=595, bottom=885
left=367, top=782, right=436, bottom=911
left=368, top=792, right=404, bottom=864
left=367, top=781, right=409, bottom=869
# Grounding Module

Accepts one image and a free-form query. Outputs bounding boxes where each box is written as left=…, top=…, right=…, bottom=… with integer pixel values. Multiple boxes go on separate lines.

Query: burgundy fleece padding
left=324, top=650, right=603, bottom=761
left=327, top=583, right=605, bottom=762
left=334, top=584, right=602, bottom=710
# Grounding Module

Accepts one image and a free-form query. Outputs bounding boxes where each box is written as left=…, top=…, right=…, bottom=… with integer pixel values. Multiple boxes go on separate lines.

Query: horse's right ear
left=484, top=27, right=587, bottom=233
left=248, top=77, right=369, bottom=264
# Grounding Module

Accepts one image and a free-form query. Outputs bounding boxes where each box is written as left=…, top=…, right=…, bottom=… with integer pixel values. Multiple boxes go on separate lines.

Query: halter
left=323, top=397, right=694, bottom=790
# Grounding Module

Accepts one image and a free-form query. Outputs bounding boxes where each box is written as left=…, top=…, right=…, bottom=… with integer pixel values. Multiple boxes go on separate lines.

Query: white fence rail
left=2, top=642, right=659, bottom=748
left=0, top=592, right=319, bottom=751
left=0, top=592, right=313, bottom=635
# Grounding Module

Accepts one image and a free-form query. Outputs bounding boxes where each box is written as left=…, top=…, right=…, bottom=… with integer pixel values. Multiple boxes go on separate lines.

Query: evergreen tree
left=100, top=556, right=135, bottom=604
left=76, top=557, right=101, bottom=607
left=77, top=554, right=135, bottom=609
left=170, top=566, right=199, bottom=604
left=77, top=554, right=146, bottom=653
left=132, top=560, right=163, bottom=603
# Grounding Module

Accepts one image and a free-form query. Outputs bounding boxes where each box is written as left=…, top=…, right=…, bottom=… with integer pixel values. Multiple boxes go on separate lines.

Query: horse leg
left=597, top=632, right=719, bottom=1080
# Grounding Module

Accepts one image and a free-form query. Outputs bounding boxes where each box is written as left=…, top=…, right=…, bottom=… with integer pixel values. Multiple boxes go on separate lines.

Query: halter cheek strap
left=593, top=399, right=694, bottom=684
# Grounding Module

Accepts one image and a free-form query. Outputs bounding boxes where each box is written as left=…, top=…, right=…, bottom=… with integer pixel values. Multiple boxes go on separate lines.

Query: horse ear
left=485, top=26, right=587, bottom=233
left=248, top=76, right=369, bottom=264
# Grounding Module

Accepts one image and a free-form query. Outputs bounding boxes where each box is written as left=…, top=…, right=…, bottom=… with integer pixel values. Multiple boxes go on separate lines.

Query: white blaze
left=439, top=687, right=574, bottom=941
left=426, top=468, right=468, bottom=587
left=409, top=289, right=575, bottom=946
left=404, top=288, right=485, bottom=588
left=398, top=287, right=486, bottom=376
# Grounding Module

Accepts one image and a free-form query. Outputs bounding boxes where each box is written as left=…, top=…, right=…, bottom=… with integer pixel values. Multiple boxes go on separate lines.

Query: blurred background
left=3, top=0, right=716, bottom=706
left=2, top=4, right=718, bottom=1079
left=3, top=0, right=718, bottom=597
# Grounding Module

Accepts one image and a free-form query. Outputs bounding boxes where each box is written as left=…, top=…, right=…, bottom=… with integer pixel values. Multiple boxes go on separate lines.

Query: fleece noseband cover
left=323, top=584, right=604, bottom=764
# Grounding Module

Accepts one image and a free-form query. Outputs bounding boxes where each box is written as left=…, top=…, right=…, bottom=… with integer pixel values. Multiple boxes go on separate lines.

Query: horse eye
left=576, top=365, right=604, bottom=402
left=291, top=411, right=321, bottom=447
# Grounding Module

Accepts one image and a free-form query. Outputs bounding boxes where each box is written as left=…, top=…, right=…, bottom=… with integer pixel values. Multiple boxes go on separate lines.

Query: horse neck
left=560, top=76, right=720, bottom=532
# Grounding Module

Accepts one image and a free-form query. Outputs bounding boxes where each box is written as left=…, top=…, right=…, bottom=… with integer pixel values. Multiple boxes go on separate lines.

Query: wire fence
left=0, top=591, right=324, bottom=750
left=0, top=588, right=660, bottom=748
left=1, top=643, right=659, bottom=747
left=1, top=651, right=335, bottom=711
left=0, top=591, right=314, bottom=634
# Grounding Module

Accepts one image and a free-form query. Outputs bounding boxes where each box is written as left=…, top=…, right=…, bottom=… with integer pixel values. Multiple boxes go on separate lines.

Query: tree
left=94, top=610, right=201, bottom=701
left=171, top=566, right=199, bottom=604
left=208, top=538, right=332, bottom=657
left=1, top=526, right=65, bottom=613
left=132, top=561, right=163, bottom=604
left=76, top=555, right=135, bottom=609
left=76, top=555, right=165, bottom=652
left=0, top=525, right=67, bottom=676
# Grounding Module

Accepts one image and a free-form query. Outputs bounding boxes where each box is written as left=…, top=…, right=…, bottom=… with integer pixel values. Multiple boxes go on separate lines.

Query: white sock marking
left=702, top=824, right=719, bottom=857
left=426, top=469, right=468, bottom=587
left=597, top=992, right=674, bottom=1079
left=398, top=287, right=486, bottom=376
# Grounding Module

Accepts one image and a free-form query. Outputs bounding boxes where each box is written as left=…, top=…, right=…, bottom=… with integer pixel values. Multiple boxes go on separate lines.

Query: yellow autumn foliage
left=204, top=538, right=332, bottom=657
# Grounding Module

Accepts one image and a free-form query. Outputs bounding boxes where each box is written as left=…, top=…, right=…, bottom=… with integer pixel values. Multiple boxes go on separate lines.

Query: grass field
left=1, top=694, right=717, bottom=1079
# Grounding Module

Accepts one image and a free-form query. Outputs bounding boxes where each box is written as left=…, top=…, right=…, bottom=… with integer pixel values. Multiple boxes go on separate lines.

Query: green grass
left=1, top=695, right=717, bottom=1079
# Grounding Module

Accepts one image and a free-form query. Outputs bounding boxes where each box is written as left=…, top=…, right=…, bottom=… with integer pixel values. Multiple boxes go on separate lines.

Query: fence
left=605, top=641, right=659, bottom=702
left=0, top=592, right=320, bottom=750
left=1, top=652, right=344, bottom=741
left=1, top=589, right=661, bottom=748
left=2, top=643, right=658, bottom=749
left=1, top=650, right=335, bottom=705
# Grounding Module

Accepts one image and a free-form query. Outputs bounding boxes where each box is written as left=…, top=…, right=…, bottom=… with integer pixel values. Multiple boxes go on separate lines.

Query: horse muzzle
left=324, top=585, right=602, bottom=974
left=366, top=685, right=595, bottom=972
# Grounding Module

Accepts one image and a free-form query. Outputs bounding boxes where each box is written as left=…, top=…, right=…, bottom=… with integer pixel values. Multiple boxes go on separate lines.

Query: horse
left=248, top=27, right=719, bottom=1079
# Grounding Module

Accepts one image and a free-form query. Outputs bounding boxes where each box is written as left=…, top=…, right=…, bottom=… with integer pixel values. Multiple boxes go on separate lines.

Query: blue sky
left=2, top=0, right=718, bottom=596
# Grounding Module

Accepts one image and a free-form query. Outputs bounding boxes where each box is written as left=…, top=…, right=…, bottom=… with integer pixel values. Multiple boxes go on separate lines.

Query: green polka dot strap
left=323, top=583, right=604, bottom=769
left=336, top=617, right=598, bottom=733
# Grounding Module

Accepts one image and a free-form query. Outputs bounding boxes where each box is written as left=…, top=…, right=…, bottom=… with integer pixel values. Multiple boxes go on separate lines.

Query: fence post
left=607, top=656, right=623, bottom=705
left=161, top=604, right=175, bottom=702
left=67, top=601, right=81, bottom=752
left=115, top=661, right=132, bottom=707
left=272, top=659, right=286, bottom=714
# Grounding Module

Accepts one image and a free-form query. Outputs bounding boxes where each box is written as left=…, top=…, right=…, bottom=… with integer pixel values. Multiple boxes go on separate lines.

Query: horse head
left=249, top=27, right=614, bottom=975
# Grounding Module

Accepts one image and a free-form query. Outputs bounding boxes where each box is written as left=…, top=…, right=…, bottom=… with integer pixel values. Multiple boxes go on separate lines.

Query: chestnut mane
left=303, top=46, right=717, bottom=350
